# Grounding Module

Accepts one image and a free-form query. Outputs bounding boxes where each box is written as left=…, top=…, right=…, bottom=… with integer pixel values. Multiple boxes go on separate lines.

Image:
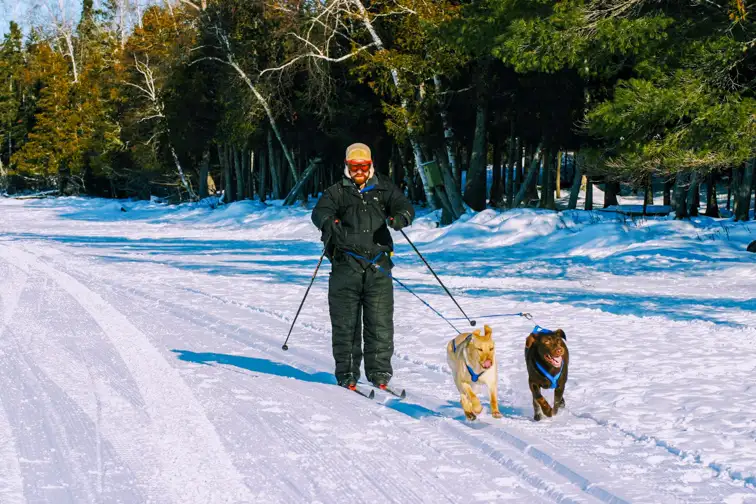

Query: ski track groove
left=107, top=274, right=733, bottom=502
left=17, top=240, right=756, bottom=503
left=0, top=260, right=29, bottom=504
left=1, top=258, right=149, bottom=504
left=111, top=278, right=553, bottom=503
left=573, top=410, right=756, bottom=489
left=150, top=278, right=756, bottom=501
left=0, top=244, right=254, bottom=504
left=194, top=280, right=753, bottom=500
left=103, top=274, right=533, bottom=503
left=82, top=273, right=619, bottom=504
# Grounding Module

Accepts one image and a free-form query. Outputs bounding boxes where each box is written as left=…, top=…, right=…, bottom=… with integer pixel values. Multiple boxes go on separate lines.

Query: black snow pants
left=328, top=253, right=394, bottom=384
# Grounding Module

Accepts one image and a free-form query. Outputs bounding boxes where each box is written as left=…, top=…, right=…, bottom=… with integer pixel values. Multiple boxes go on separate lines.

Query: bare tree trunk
left=546, top=150, right=557, bottom=210
left=0, top=157, right=6, bottom=192
left=506, top=136, right=518, bottom=208
left=218, top=144, right=232, bottom=203
left=170, top=145, right=197, bottom=200
left=116, top=0, right=128, bottom=49
left=704, top=171, right=720, bottom=217
left=284, top=158, right=321, bottom=205
left=585, top=178, right=594, bottom=210
left=267, top=129, right=281, bottom=200
left=734, top=159, right=754, bottom=221
left=62, top=32, right=79, bottom=83
left=526, top=144, right=539, bottom=203
left=663, top=178, right=672, bottom=206
left=432, top=75, right=464, bottom=217
left=490, top=136, right=503, bottom=206
left=202, top=34, right=300, bottom=186
left=464, top=95, right=489, bottom=211
left=396, top=145, right=416, bottom=202
left=539, top=148, right=548, bottom=208
left=235, top=148, right=244, bottom=201
left=568, top=152, right=582, bottom=210
left=512, top=147, right=542, bottom=209
left=641, top=176, right=652, bottom=215
left=454, top=144, right=463, bottom=187
left=259, top=146, right=267, bottom=202
left=352, top=0, right=435, bottom=208
left=555, top=151, right=562, bottom=200
left=433, top=146, right=464, bottom=220
left=247, top=149, right=254, bottom=199
left=687, top=173, right=700, bottom=217
left=674, top=171, right=689, bottom=219
left=198, top=148, right=210, bottom=199
left=603, top=181, right=619, bottom=208
left=644, top=176, right=654, bottom=205
left=248, top=150, right=255, bottom=199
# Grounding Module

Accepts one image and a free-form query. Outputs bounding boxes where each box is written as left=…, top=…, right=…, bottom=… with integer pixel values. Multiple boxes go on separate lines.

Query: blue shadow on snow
left=171, top=349, right=526, bottom=423
left=172, top=349, right=337, bottom=385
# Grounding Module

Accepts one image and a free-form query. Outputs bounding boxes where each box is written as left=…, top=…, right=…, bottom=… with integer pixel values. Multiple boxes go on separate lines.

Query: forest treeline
left=0, top=0, right=754, bottom=222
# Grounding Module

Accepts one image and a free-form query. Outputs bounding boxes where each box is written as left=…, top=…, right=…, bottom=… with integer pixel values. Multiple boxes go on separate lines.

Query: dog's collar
left=452, top=334, right=489, bottom=383
left=535, top=359, right=563, bottom=389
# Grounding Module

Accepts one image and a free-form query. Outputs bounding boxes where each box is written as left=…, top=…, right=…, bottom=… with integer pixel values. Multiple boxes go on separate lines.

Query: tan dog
left=446, top=325, right=501, bottom=420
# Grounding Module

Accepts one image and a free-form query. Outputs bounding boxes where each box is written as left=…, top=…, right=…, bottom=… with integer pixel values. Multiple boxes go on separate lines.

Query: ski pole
left=397, top=227, right=476, bottom=327
left=282, top=246, right=328, bottom=351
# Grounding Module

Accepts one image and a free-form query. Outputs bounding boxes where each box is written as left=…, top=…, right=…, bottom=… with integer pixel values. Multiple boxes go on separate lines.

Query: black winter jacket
left=311, top=173, right=414, bottom=260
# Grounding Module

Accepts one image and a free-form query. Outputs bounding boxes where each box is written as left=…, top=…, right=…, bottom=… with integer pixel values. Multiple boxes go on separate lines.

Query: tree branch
left=259, top=42, right=377, bottom=76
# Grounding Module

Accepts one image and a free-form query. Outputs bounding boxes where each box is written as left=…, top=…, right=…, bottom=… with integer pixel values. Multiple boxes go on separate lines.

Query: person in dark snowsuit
left=311, top=143, right=414, bottom=389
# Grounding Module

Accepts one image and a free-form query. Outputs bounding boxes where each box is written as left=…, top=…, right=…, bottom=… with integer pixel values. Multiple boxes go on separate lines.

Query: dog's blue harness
left=535, top=360, right=563, bottom=389
left=452, top=334, right=487, bottom=383
left=530, top=325, right=565, bottom=389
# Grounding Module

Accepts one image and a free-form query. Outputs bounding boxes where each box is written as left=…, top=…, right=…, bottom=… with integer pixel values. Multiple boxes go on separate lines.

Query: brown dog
left=525, top=327, right=568, bottom=421
left=446, top=325, right=501, bottom=421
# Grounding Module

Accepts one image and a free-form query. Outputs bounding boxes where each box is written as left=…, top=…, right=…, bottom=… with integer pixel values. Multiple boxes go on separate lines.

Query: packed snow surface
left=0, top=196, right=754, bottom=503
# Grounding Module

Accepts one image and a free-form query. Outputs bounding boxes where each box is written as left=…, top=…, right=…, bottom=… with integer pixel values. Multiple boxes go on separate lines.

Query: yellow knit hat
left=345, top=143, right=372, bottom=162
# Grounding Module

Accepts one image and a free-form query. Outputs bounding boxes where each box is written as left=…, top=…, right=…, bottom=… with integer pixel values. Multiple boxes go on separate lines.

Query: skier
left=311, top=143, right=414, bottom=389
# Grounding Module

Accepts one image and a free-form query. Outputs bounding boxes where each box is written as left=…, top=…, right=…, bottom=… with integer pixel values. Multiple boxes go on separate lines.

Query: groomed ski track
left=0, top=198, right=754, bottom=503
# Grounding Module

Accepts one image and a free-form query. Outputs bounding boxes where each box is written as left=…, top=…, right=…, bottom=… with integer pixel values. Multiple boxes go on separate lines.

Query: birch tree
left=192, top=4, right=300, bottom=187
left=28, top=0, right=80, bottom=83
left=262, top=0, right=463, bottom=210
left=123, top=6, right=197, bottom=199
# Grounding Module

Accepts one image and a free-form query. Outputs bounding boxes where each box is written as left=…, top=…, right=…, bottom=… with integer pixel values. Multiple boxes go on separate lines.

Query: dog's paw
left=533, top=412, right=543, bottom=422
left=491, top=410, right=503, bottom=419
left=557, top=397, right=566, bottom=408
left=536, top=398, right=553, bottom=418
left=465, top=411, right=477, bottom=421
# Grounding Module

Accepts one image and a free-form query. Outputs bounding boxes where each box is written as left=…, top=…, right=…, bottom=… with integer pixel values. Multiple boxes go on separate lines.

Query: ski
left=373, top=384, right=407, bottom=399
left=342, top=384, right=375, bottom=399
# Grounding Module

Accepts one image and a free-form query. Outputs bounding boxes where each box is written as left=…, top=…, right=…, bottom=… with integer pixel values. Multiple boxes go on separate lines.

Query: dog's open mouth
left=543, top=354, right=562, bottom=368
left=482, top=359, right=493, bottom=369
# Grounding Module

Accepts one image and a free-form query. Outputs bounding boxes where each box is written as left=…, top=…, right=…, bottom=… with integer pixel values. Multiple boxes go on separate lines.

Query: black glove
left=388, top=214, right=408, bottom=231
left=323, top=217, right=346, bottom=246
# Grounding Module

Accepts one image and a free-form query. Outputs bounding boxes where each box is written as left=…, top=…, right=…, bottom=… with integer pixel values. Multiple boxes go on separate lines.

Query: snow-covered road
left=0, top=197, right=754, bottom=503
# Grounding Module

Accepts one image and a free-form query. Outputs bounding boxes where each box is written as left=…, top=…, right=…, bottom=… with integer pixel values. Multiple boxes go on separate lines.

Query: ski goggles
left=346, top=160, right=372, bottom=173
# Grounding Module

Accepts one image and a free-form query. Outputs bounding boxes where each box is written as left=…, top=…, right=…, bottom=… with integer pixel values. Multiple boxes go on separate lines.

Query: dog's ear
left=554, top=329, right=566, bottom=340
left=525, top=334, right=536, bottom=349
left=483, top=325, right=493, bottom=339
left=472, top=329, right=482, bottom=337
